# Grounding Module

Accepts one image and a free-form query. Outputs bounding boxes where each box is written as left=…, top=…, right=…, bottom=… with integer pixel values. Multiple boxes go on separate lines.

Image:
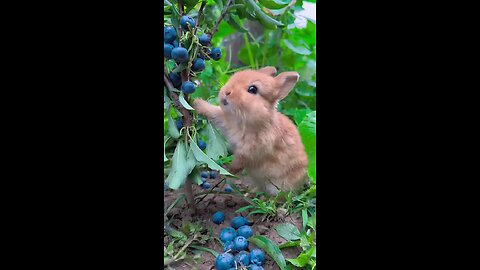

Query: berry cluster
left=164, top=16, right=222, bottom=95
left=212, top=212, right=266, bottom=270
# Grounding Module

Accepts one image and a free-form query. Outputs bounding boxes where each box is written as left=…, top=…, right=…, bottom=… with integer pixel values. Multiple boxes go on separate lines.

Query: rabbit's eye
left=247, top=85, right=257, bottom=94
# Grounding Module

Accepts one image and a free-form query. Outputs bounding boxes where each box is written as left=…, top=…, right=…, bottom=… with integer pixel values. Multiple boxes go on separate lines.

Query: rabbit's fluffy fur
left=193, top=67, right=308, bottom=195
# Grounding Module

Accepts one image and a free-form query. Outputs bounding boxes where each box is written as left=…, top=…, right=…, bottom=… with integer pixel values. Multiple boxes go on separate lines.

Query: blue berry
left=210, top=47, right=222, bottom=61
left=171, top=47, right=189, bottom=63
left=172, top=40, right=179, bottom=47
left=198, top=139, right=207, bottom=150
left=250, top=249, right=265, bottom=266
left=231, top=216, right=248, bottom=229
left=175, top=119, right=183, bottom=130
left=164, top=26, right=177, bottom=43
left=215, top=253, right=235, bottom=270
left=235, top=251, right=250, bottom=266
left=200, top=171, right=209, bottom=178
left=198, top=34, right=211, bottom=46
left=181, top=81, right=196, bottom=94
left=201, top=182, right=211, bottom=189
left=201, top=177, right=207, bottom=182
left=192, top=58, right=206, bottom=72
left=180, top=16, right=196, bottom=30
left=237, top=225, right=253, bottom=239
left=233, top=236, right=248, bottom=251
left=219, top=227, right=236, bottom=243
left=168, top=72, right=182, bottom=89
left=224, top=241, right=235, bottom=252
left=249, top=265, right=264, bottom=270
left=212, top=211, right=225, bottom=225
left=164, top=43, right=174, bottom=59
left=210, top=171, right=217, bottom=179
left=224, top=185, right=233, bottom=193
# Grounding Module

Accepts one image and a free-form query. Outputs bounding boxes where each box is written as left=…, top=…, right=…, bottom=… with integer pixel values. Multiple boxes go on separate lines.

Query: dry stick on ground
left=164, top=0, right=234, bottom=213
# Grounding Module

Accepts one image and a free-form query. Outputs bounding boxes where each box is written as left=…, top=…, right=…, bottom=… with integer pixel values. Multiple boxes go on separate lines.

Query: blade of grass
left=190, top=245, right=220, bottom=258
left=243, top=33, right=256, bottom=69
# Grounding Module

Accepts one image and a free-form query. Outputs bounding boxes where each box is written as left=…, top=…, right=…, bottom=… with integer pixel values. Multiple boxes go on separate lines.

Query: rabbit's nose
left=225, top=91, right=231, bottom=96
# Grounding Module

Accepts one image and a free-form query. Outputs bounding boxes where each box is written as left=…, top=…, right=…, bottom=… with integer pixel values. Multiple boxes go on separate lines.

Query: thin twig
left=210, top=0, right=234, bottom=38
left=195, top=176, right=227, bottom=204
left=194, top=0, right=207, bottom=36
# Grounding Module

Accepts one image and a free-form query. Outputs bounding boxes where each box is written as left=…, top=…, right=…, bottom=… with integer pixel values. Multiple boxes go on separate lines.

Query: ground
left=164, top=177, right=304, bottom=270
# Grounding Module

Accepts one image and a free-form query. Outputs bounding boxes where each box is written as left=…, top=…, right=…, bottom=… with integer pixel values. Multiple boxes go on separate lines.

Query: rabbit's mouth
left=221, top=98, right=229, bottom=106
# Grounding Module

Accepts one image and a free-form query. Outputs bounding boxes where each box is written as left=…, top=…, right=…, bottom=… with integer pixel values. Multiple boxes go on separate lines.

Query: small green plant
left=164, top=221, right=215, bottom=267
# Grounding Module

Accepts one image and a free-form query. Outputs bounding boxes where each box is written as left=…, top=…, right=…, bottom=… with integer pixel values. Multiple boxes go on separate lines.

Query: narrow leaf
left=167, top=107, right=181, bottom=139
left=179, top=92, right=195, bottom=110
left=302, top=209, right=308, bottom=230
left=249, top=235, right=287, bottom=270
left=283, top=40, right=312, bottom=55
left=190, top=245, right=220, bottom=258
left=189, top=137, right=233, bottom=176
left=235, top=205, right=254, bottom=213
left=278, top=240, right=300, bottom=249
left=164, top=136, right=170, bottom=162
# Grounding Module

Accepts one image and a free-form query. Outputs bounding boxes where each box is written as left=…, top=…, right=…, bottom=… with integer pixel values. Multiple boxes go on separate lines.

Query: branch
left=194, top=0, right=207, bottom=36
left=164, top=70, right=192, bottom=126
left=210, top=0, right=234, bottom=39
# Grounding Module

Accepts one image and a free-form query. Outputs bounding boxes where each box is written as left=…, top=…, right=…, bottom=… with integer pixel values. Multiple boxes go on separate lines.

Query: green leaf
left=283, top=40, right=312, bottom=55
left=293, top=108, right=311, bottom=125
left=298, top=111, right=316, bottom=182
left=173, top=62, right=188, bottom=73
left=190, top=245, right=220, bottom=258
left=247, top=210, right=267, bottom=216
left=275, top=223, right=301, bottom=241
left=258, top=0, right=291, bottom=9
left=249, top=236, right=287, bottom=270
left=188, top=168, right=204, bottom=185
left=307, top=212, right=316, bottom=230
left=302, top=209, right=308, bottom=230
left=167, top=107, right=181, bottom=139
left=278, top=240, right=300, bottom=249
left=235, top=205, right=254, bottom=213
left=244, top=0, right=284, bottom=29
left=299, top=233, right=311, bottom=249
left=168, top=228, right=188, bottom=242
left=183, top=0, right=200, bottom=13
left=185, top=142, right=197, bottom=175
left=225, top=13, right=248, bottom=33
left=189, top=137, right=233, bottom=176
left=165, top=140, right=189, bottom=189
left=164, top=136, right=170, bottom=162
left=179, top=92, right=195, bottom=110
left=286, top=247, right=315, bottom=267
left=205, top=122, right=228, bottom=160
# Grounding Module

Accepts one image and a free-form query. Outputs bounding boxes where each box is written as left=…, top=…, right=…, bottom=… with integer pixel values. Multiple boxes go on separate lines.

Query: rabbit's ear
left=275, top=72, right=300, bottom=100
left=257, top=66, right=277, bottom=76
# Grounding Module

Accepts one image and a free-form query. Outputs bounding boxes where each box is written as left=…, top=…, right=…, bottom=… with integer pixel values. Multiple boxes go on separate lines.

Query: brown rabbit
left=193, top=67, right=308, bottom=195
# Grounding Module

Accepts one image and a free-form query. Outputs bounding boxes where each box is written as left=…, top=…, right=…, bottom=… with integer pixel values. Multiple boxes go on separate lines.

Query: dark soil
left=164, top=178, right=303, bottom=270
